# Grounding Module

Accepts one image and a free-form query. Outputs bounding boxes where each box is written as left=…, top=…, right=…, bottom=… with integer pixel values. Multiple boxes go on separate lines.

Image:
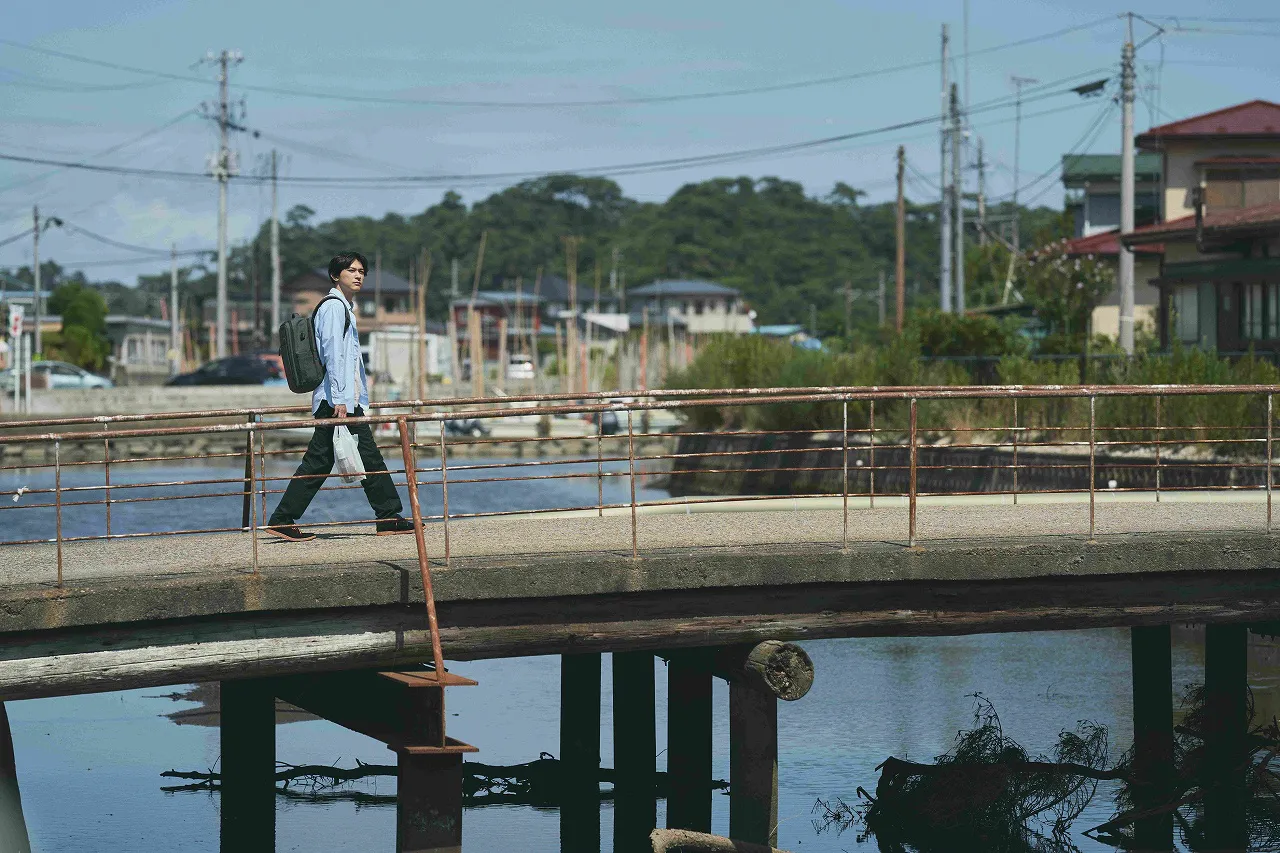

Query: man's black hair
left=328, top=251, right=369, bottom=282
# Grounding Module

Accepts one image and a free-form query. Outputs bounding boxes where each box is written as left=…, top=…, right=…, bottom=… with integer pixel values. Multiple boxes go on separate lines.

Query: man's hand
left=334, top=404, right=348, bottom=418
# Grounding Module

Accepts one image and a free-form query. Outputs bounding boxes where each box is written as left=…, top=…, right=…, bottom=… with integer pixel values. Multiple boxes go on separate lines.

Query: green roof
left=1062, top=153, right=1162, bottom=187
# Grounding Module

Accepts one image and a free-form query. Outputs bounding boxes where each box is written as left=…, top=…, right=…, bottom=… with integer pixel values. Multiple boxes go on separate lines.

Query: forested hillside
left=9, top=174, right=1068, bottom=339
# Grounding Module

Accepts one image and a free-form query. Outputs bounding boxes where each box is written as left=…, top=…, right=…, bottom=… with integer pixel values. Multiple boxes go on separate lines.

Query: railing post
left=1012, top=397, right=1019, bottom=505
left=258, top=428, right=268, bottom=532
left=249, top=420, right=260, bottom=575
left=102, top=422, right=112, bottom=539
left=240, top=412, right=255, bottom=531
left=841, top=398, right=848, bottom=551
left=398, top=417, right=446, bottom=676
left=908, top=398, right=917, bottom=547
left=438, top=420, right=451, bottom=566
left=1268, top=393, right=1273, bottom=534
left=628, top=408, right=638, bottom=560
left=868, top=400, right=876, bottom=509
left=597, top=410, right=604, bottom=517
left=1154, top=395, right=1162, bottom=503
left=1089, top=394, right=1097, bottom=542
left=55, top=438, right=63, bottom=588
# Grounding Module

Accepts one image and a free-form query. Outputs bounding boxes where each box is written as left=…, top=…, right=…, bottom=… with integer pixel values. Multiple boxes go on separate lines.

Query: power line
left=0, top=18, right=1115, bottom=110
left=0, top=109, right=197, bottom=197
left=59, top=221, right=211, bottom=257
left=0, top=227, right=34, bottom=249
left=0, top=75, right=1106, bottom=190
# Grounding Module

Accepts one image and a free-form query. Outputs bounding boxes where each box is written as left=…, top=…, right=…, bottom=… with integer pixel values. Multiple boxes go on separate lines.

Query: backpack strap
left=312, top=294, right=351, bottom=336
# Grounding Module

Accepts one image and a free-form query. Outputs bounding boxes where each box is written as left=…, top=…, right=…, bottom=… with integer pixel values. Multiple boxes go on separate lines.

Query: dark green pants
left=268, top=403, right=402, bottom=525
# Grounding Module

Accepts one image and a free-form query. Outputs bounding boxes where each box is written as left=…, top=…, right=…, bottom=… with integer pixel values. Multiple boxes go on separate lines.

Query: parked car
left=588, top=409, right=620, bottom=436
left=166, top=356, right=284, bottom=387
left=444, top=418, right=491, bottom=438
left=0, top=360, right=113, bottom=392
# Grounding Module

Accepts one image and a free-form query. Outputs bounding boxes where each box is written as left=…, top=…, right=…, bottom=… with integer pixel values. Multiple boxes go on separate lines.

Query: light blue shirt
left=312, top=287, right=369, bottom=414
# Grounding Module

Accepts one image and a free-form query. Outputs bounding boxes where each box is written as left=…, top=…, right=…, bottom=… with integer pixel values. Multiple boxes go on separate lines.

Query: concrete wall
left=10, top=385, right=305, bottom=417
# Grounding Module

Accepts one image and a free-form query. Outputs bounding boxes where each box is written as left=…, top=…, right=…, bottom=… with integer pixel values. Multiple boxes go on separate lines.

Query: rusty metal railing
left=1, top=382, right=1278, bottom=590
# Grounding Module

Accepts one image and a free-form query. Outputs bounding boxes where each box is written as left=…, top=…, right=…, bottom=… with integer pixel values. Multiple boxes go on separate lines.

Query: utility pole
left=939, top=25, right=952, bottom=313
left=839, top=279, right=849, bottom=338
left=450, top=257, right=459, bottom=299
left=1010, top=75, right=1038, bottom=252
left=170, top=245, right=181, bottom=376
left=895, top=145, right=906, bottom=332
left=1118, top=15, right=1137, bottom=355
left=951, top=83, right=965, bottom=314
left=31, top=206, right=41, bottom=356
left=878, top=269, right=886, bottom=326
left=976, top=137, right=987, bottom=246
left=269, top=149, right=281, bottom=349
left=203, top=49, right=242, bottom=359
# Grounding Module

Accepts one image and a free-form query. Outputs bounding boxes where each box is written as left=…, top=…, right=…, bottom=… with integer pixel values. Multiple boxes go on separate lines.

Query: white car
left=0, top=360, right=114, bottom=392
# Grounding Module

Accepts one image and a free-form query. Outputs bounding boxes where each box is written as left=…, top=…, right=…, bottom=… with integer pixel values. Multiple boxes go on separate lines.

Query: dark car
left=589, top=409, right=620, bottom=436
left=166, top=356, right=284, bottom=387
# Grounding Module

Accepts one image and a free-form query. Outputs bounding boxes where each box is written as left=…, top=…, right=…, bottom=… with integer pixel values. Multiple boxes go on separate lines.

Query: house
left=284, top=267, right=419, bottom=327
left=1125, top=203, right=1280, bottom=351
left=1064, top=153, right=1162, bottom=237
left=105, top=316, right=172, bottom=386
left=625, top=280, right=753, bottom=334
left=1118, top=100, right=1280, bottom=351
left=1046, top=100, right=1280, bottom=346
left=450, top=291, right=543, bottom=363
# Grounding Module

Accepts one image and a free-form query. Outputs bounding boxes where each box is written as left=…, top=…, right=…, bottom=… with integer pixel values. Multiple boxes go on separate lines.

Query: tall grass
left=665, top=336, right=1280, bottom=455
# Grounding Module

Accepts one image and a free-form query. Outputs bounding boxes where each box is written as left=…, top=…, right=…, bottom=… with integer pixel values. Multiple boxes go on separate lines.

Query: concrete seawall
left=665, top=431, right=1264, bottom=496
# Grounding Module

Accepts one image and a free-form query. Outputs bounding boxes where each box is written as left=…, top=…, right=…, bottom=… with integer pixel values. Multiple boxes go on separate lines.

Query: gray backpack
left=278, top=295, right=350, bottom=394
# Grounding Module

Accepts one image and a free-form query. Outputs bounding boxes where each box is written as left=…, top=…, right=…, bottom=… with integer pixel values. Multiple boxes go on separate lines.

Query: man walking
left=266, top=251, right=415, bottom=541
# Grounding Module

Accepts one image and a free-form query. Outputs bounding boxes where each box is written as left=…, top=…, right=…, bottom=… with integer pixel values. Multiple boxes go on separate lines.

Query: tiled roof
left=292, top=268, right=416, bottom=293
left=1122, top=200, right=1280, bottom=245
left=1061, top=230, right=1163, bottom=256
left=1195, top=155, right=1280, bottom=166
left=1062, top=153, right=1162, bottom=186
left=1136, top=100, right=1280, bottom=147
left=628, top=279, right=740, bottom=297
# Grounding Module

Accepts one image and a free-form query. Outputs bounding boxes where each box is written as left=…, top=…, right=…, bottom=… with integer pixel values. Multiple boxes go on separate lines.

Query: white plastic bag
left=333, top=425, right=366, bottom=484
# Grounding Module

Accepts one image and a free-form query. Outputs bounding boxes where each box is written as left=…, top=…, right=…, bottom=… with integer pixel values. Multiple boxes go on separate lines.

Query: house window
left=1205, top=167, right=1280, bottom=209
left=1239, top=283, right=1280, bottom=340
left=1172, top=285, right=1199, bottom=343
left=694, top=300, right=705, bottom=315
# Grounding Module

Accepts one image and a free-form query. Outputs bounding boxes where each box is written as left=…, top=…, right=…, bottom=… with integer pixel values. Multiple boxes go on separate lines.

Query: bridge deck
left=0, top=492, right=1271, bottom=588
left=1, top=494, right=1279, bottom=700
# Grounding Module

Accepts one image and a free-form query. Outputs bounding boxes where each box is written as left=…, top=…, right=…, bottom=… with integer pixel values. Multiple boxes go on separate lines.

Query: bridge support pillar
left=397, top=750, right=464, bottom=853
left=560, top=653, right=601, bottom=853
left=219, top=678, right=275, bottom=853
left=729, top=678, right=778, bottom=848
left=0, top=704, right=30, bottom=853
left=666, top=649, right=713, bottom=833
left=1130, top=625, right=1173, bottom=851
left=1203, top=624, right=1249, bottom=851
left=612, top=651, right=656, bottom=853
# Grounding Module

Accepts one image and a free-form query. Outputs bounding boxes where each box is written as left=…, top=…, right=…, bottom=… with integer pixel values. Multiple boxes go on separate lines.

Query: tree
left=1020, top=242, right=1115, bottom=348
left=47, top=281, right=110, bottom=370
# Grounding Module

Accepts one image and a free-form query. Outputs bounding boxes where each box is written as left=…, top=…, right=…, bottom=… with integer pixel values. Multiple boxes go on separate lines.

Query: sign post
left=7, top=306, right=21, bottom=413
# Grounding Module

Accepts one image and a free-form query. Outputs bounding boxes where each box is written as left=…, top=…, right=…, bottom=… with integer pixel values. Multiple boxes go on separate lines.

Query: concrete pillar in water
left=729, top=681, right=778, bottom=847
left=666, top=649, right=713, bottom=832
left=0, top=704, right=30, bottom=853
left=1129, top=625, right=1173, bottom=850
left=1203, top=624, right=1249, bottom=851
left=398, top=751, right=464, bottom=853
left=220, top=679, right=275, bottom=853
left=560, top=653, right=601, bottom=853
left=612, top=651, right=656, bottom=853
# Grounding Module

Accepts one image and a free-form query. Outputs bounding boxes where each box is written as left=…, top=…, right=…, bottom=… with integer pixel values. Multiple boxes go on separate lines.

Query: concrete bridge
left=0, top=493, right=1276, bottom=700
left=2, top=384, right=1278, bottom=850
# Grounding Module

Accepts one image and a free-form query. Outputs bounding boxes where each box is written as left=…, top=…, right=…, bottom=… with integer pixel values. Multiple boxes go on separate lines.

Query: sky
left=2, top=0, right=1280, bottom=283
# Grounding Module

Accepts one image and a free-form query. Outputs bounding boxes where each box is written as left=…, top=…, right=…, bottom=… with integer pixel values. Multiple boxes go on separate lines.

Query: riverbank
left=662, top=430, right=1263, bottom=496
